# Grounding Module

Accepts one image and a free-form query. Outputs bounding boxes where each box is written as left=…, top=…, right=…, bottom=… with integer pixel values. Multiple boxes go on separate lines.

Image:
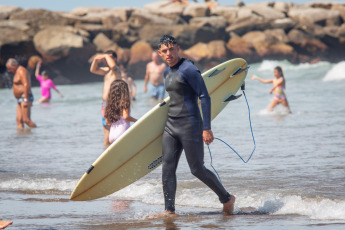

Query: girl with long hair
left=104, top=80, right=137, bottom=144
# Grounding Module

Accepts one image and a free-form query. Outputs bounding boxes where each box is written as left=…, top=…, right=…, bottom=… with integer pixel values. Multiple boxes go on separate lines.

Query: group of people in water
left=3, top=34, right=292, bottom=226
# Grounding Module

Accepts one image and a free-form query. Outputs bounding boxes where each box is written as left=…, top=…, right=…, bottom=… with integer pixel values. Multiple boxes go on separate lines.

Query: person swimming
left=251, top=66, right=292, bottom=113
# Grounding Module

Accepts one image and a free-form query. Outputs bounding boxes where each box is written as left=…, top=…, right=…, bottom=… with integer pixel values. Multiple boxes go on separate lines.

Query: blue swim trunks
left=149, top=83, right=165, bottom=100
left=17, top=94, right=34, bottom=104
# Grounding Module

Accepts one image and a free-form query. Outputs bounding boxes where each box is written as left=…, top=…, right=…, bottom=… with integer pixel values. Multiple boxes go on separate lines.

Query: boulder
left=189, top=16, right=227, bottom=29
left=127, top=8, right=175, bottom=28
left=109, top=8, right=134, bottom=22
left=210, top=5, right=238, bottom=24
left=0, top=5, right=22, bottom=20
left=273, top=2, right=294, bottom=13
left=242, top=30, right=295, bottom=57
left=184, top=40, right=227, bottom=62
left=74, top=23, right=112, bottom=39
left=33, top=26, right=95, bottom=62
left=271, top=18, right=298, bottom=31
left=0, top=20, right=30, bottom=31
left=182, top=3, right=210, bottom=19
left=226, top=16, right=271, bottom=36
left=0, top=28, right=35, bottom=65
left=92, top=33, right=130, bottom=65
left=102, top=15, right=123, bottom=29
left=288, top=29, right=328, bottom=56
left=128, top=40, right=153, bottom=79
left=70, top=7, right=110, bottom=16
left=9, top=9, right=69, bottom=28
left=288, top=8, right=342, bottom=26
left=226, top=33, right=254, bottom=56
left=331, top=4, right=345, bottom=21
left=139, top=24, right=224, bottom=49
left=246, top=4, right=286, bottom=21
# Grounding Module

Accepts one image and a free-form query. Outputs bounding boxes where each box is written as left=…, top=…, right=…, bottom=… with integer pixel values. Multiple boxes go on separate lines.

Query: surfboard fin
left=207, top=67, right=226, bottom=78
left=223, top=94, right=242, bottom=103
left=231, top=66, right=250, bottom=78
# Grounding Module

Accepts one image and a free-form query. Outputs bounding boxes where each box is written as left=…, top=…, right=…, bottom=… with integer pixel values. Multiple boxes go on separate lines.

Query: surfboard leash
left=207, top=84, right=256, bottom=183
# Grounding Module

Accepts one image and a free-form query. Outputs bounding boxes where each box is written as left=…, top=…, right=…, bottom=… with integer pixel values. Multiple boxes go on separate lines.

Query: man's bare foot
left=0, top=220, right=13, bottom=229
left=223, top=195, right=236, bottom=215
left=147, top=211, right=177, bottom=219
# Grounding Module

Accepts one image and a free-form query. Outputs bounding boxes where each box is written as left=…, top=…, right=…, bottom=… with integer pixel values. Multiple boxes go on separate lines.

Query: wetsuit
left=162, top=58, right=230, bottom=212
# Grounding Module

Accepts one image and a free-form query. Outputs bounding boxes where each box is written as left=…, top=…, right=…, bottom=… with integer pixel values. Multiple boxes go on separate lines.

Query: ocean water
left=1, top=60, right=345, bottom=229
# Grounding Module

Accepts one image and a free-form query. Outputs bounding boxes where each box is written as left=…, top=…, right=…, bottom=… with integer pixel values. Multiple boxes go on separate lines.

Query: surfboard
left=70, top=58, right=249, bottom=201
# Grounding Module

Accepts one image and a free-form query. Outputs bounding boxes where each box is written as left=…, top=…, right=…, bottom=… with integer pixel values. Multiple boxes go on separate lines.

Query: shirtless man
left=6, top=58, right=37, bottom=129
left=144, top=51, right=167, bottom=102
left=90, top=50, right=122, bottom=147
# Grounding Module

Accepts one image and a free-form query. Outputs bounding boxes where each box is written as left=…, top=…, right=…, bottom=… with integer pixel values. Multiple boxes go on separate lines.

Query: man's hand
left=203, top=129, right=214, bottom=145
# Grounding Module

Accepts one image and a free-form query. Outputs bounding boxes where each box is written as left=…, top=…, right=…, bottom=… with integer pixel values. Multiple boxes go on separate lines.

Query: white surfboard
left=70, top=58, right=249, bottom=201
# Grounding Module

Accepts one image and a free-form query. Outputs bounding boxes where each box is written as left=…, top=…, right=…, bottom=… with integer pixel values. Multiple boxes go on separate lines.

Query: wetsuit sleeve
left=183, top=68, right=211, bottom=130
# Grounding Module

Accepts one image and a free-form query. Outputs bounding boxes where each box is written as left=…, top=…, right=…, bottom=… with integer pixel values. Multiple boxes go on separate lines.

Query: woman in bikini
left=251, top=66, right=291, bottom=113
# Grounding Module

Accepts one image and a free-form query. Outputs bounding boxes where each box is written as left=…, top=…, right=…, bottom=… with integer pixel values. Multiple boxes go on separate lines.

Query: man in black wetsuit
left=156, top=35, right=235, bottom=217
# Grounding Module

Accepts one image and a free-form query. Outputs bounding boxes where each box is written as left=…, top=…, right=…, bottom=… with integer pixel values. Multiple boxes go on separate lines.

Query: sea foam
left=323, top=61, right=345, bottom=81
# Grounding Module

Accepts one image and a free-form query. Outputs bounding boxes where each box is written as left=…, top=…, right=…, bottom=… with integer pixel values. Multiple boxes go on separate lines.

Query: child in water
left=251, top=66, right=292, bottom=113
left=104, top=80, right=137, bottom=144
left=35, top=61, right=63, bottom=103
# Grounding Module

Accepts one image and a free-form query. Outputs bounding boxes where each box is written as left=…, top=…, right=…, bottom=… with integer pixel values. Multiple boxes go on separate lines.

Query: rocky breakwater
left=1, top=1, right=345, bottom=87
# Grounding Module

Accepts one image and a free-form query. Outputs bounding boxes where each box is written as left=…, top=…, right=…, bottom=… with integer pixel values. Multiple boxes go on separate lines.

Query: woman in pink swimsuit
left=104, top=80, right=137, bottom=144
left=251, top=66, right=291, bottom=113
left=35, top=61, right=63, bottom=103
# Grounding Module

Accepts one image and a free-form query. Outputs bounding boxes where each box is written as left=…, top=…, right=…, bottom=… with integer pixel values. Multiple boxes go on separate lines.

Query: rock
left=109, top=8, right=134, bottom=22
left=288, top=29, right=328, bottom=56
left=184, top=40, right=227, bottom=62
left=271, top=18, right=298, bottom=31
left=288, top=7, right=342, bottom=26
left=0, top=20, right=30, bottom=30
left=0, top=5, right=22, bottom=20
left=33, top=26, right=95, bottom=62
left=145, top=2, right=186, bottom=21
left=331, top=4, right=345, bottom=21
left=128, top=40, right=153, bottom=79
left=102, top=15, right=123, bottom=29
left=226, top=33, right=254, bottom=57
left=75, top=23, right=112, bottom=39
left=92, top=33, right=115, bottom=51
left=189, top=16, right=227, bottom=29
left=70, top=7, right=110, bottom=16
left=92, top=33, right=130, bottom=65
left=242, top=30, right=294, bottom=58
left=9, top=9, right=69, bottom=28
left=127, top=8, right=175, bottom=28
left=246, top=3, right=286, bottom=20
left=0, top=28, right=35, bottom=65
left=273, top=2, right=294, bottom=13
left=183, top=3, right=210, bottom=19
left=210, top=6, right=238, bottom=24
left=226, top=16, right=271, bottom=36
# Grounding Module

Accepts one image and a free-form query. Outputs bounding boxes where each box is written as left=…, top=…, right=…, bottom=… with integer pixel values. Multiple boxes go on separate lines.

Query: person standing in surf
left=251, top=66, right=292, bottom=113
left=90, top=50, right=122, bottom=147
left=104, top=80, right=137, bottom=144
left=35, top=61, right=63, bottom=103
left=152, top=34, right=235, bottom=217
left=144, top=51, right=167, bottom=102
left=6, top=58, right=37, bottom=129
